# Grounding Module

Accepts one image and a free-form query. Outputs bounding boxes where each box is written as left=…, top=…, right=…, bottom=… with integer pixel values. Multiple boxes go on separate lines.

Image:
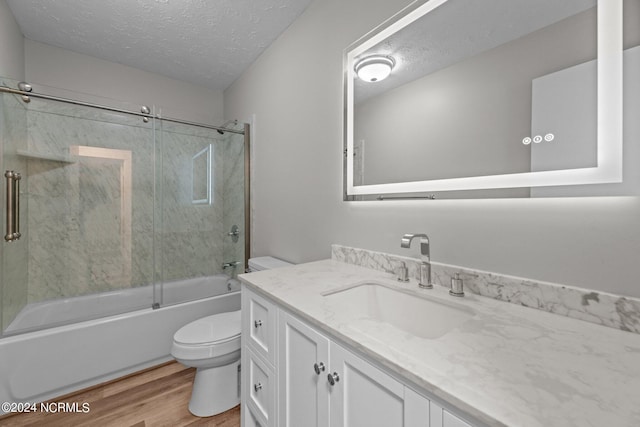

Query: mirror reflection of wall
left=192, top=144, right=212, bottom=205
left=350, top=0, right=639, bottom=198
left=354, top=0, right=598, bottom=186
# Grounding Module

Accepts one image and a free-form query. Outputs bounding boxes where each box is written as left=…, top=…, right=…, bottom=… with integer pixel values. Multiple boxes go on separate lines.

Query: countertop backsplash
left=331, top=244, right=640, bottom=334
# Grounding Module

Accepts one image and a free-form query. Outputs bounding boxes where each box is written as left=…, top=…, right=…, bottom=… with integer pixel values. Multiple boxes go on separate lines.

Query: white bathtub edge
left=0, top=292, right=240, bottom=411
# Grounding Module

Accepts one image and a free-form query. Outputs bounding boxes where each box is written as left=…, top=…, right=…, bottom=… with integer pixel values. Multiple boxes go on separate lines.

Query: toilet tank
left=247, top=256, right=293, bottom=272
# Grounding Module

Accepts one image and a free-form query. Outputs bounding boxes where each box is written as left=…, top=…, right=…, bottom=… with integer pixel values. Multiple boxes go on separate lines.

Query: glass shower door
left=1, top=80, right=29, bottom=333
left=156, top=120, right=245, bottom=307
left=1, top=82, right=157, bottom=335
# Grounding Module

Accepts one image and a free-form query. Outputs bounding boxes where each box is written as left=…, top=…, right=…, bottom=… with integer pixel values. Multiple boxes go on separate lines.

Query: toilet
left=171, top=257, right=292, bottom=417
left=171, top=310, right=241, bottom=417
left=247, top=255, right=293, bottom=272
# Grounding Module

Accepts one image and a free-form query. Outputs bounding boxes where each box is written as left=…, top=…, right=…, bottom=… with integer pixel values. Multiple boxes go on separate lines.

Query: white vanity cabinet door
left=431, top=401, right=473, bottom=427
left=278, top=311, right=330, bottom=427
left=243, top=287, right=277, bottom=365
left=405, top=387, right=431, bottom=427
left=328, top=342, right=406, bottom=427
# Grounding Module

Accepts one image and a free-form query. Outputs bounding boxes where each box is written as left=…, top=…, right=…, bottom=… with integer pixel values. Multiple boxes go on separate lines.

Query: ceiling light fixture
left=354, top=55, right=395, bottom=82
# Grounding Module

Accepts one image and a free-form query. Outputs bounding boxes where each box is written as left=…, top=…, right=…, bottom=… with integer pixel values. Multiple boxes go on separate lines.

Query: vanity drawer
left=243, top=287, right=277, bottom=365
left=246, top=348, right=276, bottom=426
left=243, top=400, right=268, bottom=427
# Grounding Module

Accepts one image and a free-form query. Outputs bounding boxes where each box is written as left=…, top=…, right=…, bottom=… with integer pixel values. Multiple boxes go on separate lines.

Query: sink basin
left=324, top=283, right=474, bottom=339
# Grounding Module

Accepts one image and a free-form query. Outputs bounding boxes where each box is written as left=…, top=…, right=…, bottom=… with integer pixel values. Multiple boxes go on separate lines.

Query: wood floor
left=0, top=361, right=240, bottom=427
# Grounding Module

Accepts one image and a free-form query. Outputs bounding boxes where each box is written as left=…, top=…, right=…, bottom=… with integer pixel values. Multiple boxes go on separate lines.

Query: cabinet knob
left=313, top=362, right=326, bottom=375
left=254, top=319, right=263, bottom=328
left=254, top=382, right=262, bottom=392
left=327, top=372, right=340, bottom=386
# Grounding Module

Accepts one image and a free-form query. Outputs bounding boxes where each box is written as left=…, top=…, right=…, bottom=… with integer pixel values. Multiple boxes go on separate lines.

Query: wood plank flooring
left=0, top=361, right=240, bottom=427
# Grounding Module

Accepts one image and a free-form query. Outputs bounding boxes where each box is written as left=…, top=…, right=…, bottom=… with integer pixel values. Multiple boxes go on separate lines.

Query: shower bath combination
left=0, top=77, right=250, bottom=408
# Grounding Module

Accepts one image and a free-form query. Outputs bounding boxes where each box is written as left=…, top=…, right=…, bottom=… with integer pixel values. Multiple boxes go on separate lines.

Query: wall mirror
left=344, top=0, right=628, bottom=199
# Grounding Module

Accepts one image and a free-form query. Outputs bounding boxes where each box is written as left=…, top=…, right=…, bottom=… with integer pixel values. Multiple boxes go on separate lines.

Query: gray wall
left=225, top=0, right=640, bottom=298
left=0, top=0, right=23, bottom=81
left=24, top=40, right=224, bottom=125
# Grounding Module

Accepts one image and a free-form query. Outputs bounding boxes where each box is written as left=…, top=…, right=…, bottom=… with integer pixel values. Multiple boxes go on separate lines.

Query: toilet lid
left=174, top=310, right=241, bottom=345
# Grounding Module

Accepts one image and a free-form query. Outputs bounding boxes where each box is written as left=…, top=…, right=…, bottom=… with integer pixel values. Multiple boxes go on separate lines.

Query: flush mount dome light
left=355, top=55, right=395, bottom=82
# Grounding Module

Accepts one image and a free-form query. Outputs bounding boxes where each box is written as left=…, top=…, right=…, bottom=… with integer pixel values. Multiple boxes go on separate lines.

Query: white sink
left=324, top=283, right=474, bottom=339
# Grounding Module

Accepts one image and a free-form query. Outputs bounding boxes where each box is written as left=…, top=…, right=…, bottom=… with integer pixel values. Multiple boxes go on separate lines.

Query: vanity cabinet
left=242, top=289, right=278, bottom=427
left=241, top=286, right=476, bottom=427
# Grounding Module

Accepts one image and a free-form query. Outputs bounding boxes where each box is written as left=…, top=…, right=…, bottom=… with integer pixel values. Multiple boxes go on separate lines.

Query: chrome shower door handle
left=14, top=172, right=21, bottom=240
left=4, top=170, right=21, bottom=242
left=4, top=171, right=13, bottom=241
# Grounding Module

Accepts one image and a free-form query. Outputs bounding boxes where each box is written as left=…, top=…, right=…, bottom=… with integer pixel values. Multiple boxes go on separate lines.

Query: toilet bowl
left=171, top=310, right=241, bottom=417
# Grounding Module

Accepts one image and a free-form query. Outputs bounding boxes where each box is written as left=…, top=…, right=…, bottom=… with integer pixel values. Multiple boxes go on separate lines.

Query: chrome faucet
left=222, top=261, right=242, bottom=278
left=400, top=233, right=433, bottom=289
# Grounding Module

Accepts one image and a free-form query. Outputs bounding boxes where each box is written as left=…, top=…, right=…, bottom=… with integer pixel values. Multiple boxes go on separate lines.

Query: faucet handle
left=396, top=262, right=409, bottom=282
left=449, top=273, right=465, bottom=297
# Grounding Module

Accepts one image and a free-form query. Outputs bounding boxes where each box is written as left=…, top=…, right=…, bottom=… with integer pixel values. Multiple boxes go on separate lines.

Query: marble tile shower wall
left=332, top=244, right=640, bottom=334
left=157, top=125, right=225, bottom=283
left=19, top=101, right=244, bottom=303
left=0, top=92, right=28, bottom=329
left=26, top=106, right=155, bottom=302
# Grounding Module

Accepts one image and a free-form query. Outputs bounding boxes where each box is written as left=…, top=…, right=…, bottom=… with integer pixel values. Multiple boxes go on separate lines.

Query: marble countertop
left=239, top=259, right=640, bottom=427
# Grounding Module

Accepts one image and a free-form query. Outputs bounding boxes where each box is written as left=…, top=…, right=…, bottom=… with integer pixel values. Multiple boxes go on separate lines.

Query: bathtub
left=0, top=275, right=240, bottom=411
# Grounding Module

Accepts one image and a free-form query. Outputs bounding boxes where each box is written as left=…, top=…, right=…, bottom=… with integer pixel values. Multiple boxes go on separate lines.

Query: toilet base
left=188, top=360, right=241, bottom=417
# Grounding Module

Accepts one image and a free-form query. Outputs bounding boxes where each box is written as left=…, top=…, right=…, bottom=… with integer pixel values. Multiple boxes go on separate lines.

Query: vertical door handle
left=4, top=170, right=21, bottom=242
left=14, top=172, right=21, bottom=239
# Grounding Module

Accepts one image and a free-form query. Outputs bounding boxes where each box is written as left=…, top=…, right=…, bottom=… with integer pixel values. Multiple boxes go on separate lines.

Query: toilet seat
left=172, top=310, right=241, bottom=361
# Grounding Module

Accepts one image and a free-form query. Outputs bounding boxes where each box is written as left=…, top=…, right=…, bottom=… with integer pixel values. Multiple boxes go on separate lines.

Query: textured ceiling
left=6, top=0, right=313, bottom=91
left=354, top=0, right=596, bottom=102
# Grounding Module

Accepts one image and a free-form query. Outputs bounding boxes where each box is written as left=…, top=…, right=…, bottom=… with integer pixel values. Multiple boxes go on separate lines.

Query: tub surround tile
left=14, top=99, right=239, bottom=305
left=240, top=259, right=640, bottom=427
left=1, top=90, right=247, bottom=333
left=331, top=244, right=640, bottom=334
left=26, top=110, right=157, bottom=302
left=0, top=94, right=29, bottom=330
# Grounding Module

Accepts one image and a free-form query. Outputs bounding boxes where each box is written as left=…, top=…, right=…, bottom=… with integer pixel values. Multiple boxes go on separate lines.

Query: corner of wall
left=0, top=0, right=25, bottom=81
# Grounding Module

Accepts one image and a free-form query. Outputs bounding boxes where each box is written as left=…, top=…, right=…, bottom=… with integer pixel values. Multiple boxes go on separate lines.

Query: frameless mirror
left=344, top=0, right=629, bottom=199
left=192, top=144, right=212, bottom=205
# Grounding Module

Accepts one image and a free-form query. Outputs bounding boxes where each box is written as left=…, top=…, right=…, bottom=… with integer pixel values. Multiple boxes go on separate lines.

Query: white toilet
left=247, top=255, right=293, bottom=272
left=172, top=257, right=292, bottom=417
left=171, top=310, right=241, bottom=417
